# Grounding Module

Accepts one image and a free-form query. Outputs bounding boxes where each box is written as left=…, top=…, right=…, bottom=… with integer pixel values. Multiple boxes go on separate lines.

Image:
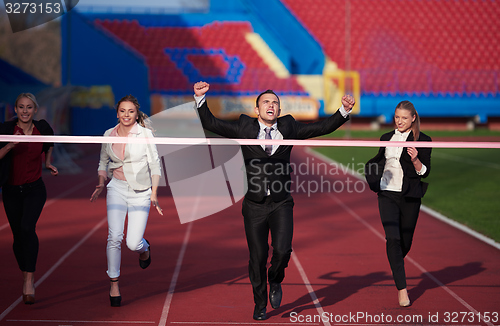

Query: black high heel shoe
left=139, top=239, right=151, bottom=269
left=109, top=279, right=121, bottom=307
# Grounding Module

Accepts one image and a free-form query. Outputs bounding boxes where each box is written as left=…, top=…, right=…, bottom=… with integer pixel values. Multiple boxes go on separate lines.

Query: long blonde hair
left=395, top=100, right=420, bottom=141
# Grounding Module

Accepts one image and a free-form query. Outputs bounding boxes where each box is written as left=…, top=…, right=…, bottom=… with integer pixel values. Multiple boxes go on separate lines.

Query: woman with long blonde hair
left=90, top=95, right=162, bottom=307
left=0, top=93, right=58, bottom=304
left=365, top=100, right=432, bottom=307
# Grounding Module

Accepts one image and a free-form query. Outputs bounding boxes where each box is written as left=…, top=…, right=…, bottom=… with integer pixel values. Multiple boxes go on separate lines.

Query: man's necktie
left=264, top=127, right=273, bottom=156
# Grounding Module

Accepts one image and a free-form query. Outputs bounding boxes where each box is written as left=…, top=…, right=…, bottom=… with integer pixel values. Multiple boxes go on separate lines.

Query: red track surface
left=1, top=145, right=499, bottom=326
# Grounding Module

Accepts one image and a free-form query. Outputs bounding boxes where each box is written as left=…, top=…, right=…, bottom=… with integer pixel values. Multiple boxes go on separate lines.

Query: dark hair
left=395, top=100, right=420, bottom=141
left=116, top=95, right=149, bottom=128
left=255, top=89, right=280, bottom=108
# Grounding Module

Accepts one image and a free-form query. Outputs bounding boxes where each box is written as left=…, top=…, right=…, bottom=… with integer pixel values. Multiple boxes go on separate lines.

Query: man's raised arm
left=193, top=81, right=239, bottom=138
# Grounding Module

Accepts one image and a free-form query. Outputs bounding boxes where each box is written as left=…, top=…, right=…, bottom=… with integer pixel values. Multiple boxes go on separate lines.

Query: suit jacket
left=364, top=130, right=432, bottom=198
left=98, top=124, right=161, bottom=191
left=197, top=100, right=349, bottom=202
left=0, top=119, right=54, bottom=187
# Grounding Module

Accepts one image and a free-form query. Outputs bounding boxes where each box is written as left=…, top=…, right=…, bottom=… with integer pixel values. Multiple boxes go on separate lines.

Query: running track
left=0, top=144, right=499, bottom=326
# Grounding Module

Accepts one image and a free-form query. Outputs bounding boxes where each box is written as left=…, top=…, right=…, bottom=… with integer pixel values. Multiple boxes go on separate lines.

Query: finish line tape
left=0, top=135, right=499, bottom=148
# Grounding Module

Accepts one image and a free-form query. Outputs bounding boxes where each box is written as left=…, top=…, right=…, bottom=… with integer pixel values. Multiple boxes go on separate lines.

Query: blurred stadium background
left=1, top=0, right=499, bottom=136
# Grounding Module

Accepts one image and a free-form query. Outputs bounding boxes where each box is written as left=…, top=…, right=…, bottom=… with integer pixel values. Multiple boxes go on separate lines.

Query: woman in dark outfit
left=0, top=93, right=58, bottom=304
left=365, top=100, right=431, bottom=307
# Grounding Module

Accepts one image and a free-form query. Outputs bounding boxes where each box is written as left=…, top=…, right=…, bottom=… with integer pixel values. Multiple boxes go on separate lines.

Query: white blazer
left=98, top=124, right=161, bottom=191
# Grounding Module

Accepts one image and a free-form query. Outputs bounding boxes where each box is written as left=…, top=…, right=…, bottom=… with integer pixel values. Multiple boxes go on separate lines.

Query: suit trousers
left=242, top=195, right=294, bottom=310
left=378, top=190, right=421, bottom=290
left=106, top=178, right=151, bottom=278
left=2, top=178, right=46, bottom=273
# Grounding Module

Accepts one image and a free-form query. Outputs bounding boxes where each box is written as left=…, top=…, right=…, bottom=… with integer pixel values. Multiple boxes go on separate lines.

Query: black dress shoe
left=110, top=279, right=121, bottom=307
left=269, top=282, right=282, bottom=309
left=110, top=295, right=121, bottom=307
left=253, top=306, right=266, bottom=320
left=139, top=239, right=151, bottom=269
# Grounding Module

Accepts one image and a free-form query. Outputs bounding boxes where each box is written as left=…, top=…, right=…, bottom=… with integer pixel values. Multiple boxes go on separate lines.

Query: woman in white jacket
left=90, top=95, right=162, bottom=307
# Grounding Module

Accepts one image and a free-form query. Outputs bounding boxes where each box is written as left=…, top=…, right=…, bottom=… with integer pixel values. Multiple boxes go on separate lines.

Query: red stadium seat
left=281, top=0, right=499, bottom=95
left=93, top=20, right=306, bottom=95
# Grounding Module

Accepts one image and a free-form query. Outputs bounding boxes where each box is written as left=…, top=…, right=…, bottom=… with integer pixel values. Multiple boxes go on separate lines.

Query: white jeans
left=106, top=178, right=151, bottom=278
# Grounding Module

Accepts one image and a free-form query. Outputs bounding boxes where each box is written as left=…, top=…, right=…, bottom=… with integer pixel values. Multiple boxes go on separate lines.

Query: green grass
left=313, top=130, right=500, bottom=243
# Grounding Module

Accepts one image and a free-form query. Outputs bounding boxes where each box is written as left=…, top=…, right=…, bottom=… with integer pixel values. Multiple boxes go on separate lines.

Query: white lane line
left=0, top=177, right=95, bottom=232
left=328, top=193, right=494, bottom=326
left=158, top=222, right=193, bottom=326
left=0, top=222, right=10, bottom=231
left=291, top=252, right=330, bottom=326
left=419, top=206, right=500, bottom=250
left=6, top=320, right=154, bottom=324
left=0, top=217, right=107, bottom=322
left=306, top=147, right=500, bottom=251
left=44, top=177, right=96, bottom=207
left=406, top=256, right=491, bottom=323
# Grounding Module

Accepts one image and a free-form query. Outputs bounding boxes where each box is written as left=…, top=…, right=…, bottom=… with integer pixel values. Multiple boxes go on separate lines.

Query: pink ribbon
left=1, top=135, right=499, bottom=148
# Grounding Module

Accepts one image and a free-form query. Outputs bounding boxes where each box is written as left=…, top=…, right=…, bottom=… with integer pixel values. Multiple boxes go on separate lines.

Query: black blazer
left=364, top=130, right=432, bottom=198
left=197, top=101, right=349, bottom=202
left=0, top=119, right=54, bottom=187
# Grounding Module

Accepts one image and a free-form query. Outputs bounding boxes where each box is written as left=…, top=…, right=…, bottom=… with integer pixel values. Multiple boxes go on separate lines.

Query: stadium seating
left=94, top=19, right=307, bottom=96
left=281, top=0, right=500, bottom=95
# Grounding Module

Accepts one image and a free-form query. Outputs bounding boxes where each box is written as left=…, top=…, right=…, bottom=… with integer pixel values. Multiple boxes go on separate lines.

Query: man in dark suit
left=193, top=81, right=355, bottom=320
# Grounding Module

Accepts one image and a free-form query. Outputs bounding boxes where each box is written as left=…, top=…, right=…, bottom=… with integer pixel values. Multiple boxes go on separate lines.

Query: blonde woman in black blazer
left=365, top=100, right=431, bottom=307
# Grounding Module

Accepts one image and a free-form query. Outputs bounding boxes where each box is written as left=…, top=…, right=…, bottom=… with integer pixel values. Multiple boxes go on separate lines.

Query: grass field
left=314, top=129, right=500, bottom=243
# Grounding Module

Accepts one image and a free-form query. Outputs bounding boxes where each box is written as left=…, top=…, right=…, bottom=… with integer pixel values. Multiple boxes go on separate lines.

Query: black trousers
left=2, top=178, right=47, bottom=273
left=378, top=191, right=421, bottom=290
left=242, top=195, right=294, bottom=310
